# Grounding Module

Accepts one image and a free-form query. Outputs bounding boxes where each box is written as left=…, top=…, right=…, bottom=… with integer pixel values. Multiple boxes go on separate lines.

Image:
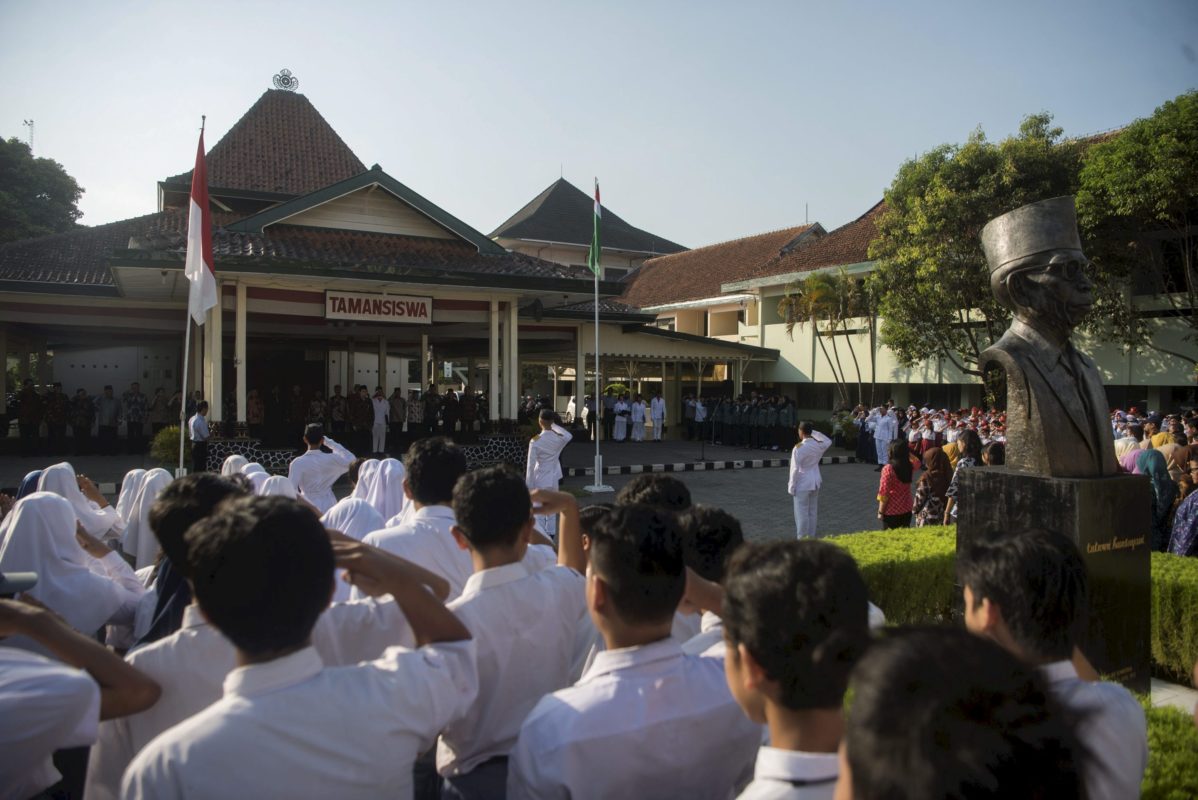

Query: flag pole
left=177, top=115, right=206, bottom=478
left=585, top=177, right=612, bottom=493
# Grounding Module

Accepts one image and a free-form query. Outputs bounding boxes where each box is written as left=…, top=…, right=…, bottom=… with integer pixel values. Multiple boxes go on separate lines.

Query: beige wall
left=283, top=187, right=454, bottom=238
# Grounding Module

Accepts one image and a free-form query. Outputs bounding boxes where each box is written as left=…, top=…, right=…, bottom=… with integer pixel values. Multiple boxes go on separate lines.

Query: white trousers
left=372, top=423, right=387, bottom=452
left=652, top=417, right=664, bottom=440
left=632, top=421, right=645, bottom=441
left=875, top=438, right=890, bottom=466
left=793, top=489, right=819, bottom=538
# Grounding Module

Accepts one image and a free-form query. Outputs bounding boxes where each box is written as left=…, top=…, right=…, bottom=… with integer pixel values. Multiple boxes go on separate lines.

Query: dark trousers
left=881, top=512, right=912, bottom=530
left=18, top=422, right=39, bottom=456
left=47, top=423, right=67, bottom=454
left=331, top=419, right=346, bottom=435
left=73, top=425, right=92, bottom=456
left=602, top=412, right=614, bottom=441
left=98, top=425, right=118, bottom=455
left=192, top=440, right=209, bottom=473
left=441, top=757, right=509, bottom=800
left=127, top=421, right=144, bottom=454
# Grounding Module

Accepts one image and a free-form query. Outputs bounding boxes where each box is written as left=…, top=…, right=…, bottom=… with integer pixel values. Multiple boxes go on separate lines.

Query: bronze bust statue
left=979, top=196, right=1118, bottom=478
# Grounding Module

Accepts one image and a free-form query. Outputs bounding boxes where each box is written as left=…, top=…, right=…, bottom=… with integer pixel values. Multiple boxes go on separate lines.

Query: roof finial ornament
left=272, top=68, right=299, bottom=92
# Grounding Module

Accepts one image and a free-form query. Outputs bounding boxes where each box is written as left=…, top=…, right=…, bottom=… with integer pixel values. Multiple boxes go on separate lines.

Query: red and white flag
left=184, top=130, right=217, bottom=325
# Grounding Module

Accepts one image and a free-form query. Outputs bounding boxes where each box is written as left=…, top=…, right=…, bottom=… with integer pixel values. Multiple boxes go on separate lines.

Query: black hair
left=404, top=436, right=467, bottom=505
left=588, top=504, right=684, bottom=626
left=578, top=503, right=613, bottom=537
left=347, top=457, right=367, bottom=486
left=957, top=528, right=1087, bottom=662
left=888, top=439, right=913, bottom=484
left=185, top=496, right=333, bottom=657
left=148, top=473, right=248, bottom=576
left=679, top=505, right=745, bottom=583
left=957, top=428, right=983, bottom=462
left=983, top=441, right=1006, bottom=466
left=452, top=466, right=531, bottom=550
left=615, top=474, right=692, bottom=511
left=538, top=408, right=556, bottom=421
left=197, top=401, right=209, bottom=413
left=723, top=540, right=869, bottom=709
left=845, top=626, right=1086, bottom=800
left=798, top=421, right=814, bottom=436
left=303, top=423, right=324, bottom=444
left=1128, top=423, right=1144, bottom=441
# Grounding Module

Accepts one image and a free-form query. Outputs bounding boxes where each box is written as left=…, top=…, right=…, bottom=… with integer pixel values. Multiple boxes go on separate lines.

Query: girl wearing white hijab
left=0, top=493, right=143, bottom=641
left=258, top=475, right=298, bottom=499
left=351, top=458, right=380, bottom=500
left=241, top=462, right=267, bottom=478
left=38, top=462, right=121, bottom=539
left=220, top=454, right=249, bottom=477
left=364, top=458, right=407, bottom=521
left=240, top=463, right=269, bottom=493
left=120, top=468, right=173, bottom=570
left=320, top=498, right=384, bottom=602
left=114, top=468, right=148, bottom=527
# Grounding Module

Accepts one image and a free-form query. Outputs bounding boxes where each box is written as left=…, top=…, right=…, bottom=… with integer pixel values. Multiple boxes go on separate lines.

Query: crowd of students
left=0, top=428, right=1165, bottom=799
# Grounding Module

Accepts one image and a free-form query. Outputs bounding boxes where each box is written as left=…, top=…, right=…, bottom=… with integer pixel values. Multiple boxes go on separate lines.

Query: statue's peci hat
left=981, top=196, right=1084, bottom=284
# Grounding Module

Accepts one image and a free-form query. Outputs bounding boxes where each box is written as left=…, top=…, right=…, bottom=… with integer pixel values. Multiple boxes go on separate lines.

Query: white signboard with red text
left=325, top=291, right=433, bottom=325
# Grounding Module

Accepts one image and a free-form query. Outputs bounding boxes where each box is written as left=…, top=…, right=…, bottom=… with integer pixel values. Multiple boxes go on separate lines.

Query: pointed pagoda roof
left=163, top=89, right=367, bottom=196
left=490, top=178, right=687, bottom=255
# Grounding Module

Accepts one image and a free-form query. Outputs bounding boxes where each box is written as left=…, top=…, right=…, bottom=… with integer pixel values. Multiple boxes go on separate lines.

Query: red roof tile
left=164, top=90, right=367, bottom=196
left=620, top=225, right=817, bottom=308
left=743, top=202, right=884, bottom=282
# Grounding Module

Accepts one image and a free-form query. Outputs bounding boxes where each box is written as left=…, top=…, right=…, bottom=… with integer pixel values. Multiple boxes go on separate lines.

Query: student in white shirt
left=676, top=505, right=744, bottom=656
left=508, top=504, right=761, bottom=799
left=38, top=462, right=122, bottom=539
left=122, top=496, right=478, bottom=800
left=650, top=392, right=667, bottom=441
left=371, top=387, right=390, bottom=454
left=612, top=396, right=629, bottom=441
left=959, top=529, right=1147, bottom=800
left=0, top=493, right=144, bottom=647
left=630, top=395, right=646, bottom=441
left=788, top=421, right=833, bottom=539
left=0, top=589, right=159, bottom=800
left=525, top=409, right=572, bottom=539
left=361, top=437, right=473, bottom=600
left=188, top=401, right=210, bottom=474
left=723, top=541, right=871, bottom=799
left=837, top=627, right=1089, bottom=800
left=287, top=423, right=354, bottom=513
left=437, top=469, right=588, bottom=798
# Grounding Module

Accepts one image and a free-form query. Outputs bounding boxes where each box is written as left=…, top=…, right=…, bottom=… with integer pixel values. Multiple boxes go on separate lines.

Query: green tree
left=867, top=114, right=1082, bottom=375
left=0, top=137, right=84, bottom=244
left=778, top=269, right=868, bottom=406
left=1077, top=91, right=1198, bottom=366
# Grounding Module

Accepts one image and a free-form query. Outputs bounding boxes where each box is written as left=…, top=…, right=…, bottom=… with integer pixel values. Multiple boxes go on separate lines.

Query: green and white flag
left=586, top=179, right=601, bottom=276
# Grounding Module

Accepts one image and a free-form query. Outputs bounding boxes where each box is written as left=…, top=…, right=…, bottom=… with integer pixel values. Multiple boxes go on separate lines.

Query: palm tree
left=779, top=273, right=851, bottom=407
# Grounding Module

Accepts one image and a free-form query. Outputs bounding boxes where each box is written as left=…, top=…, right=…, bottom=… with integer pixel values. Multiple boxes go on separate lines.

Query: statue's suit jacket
left=981, top=322, right=1118, bottom=478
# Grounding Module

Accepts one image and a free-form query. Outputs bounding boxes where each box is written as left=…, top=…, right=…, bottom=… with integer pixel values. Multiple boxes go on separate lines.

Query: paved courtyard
left=564, top=461, right=882, bottom=540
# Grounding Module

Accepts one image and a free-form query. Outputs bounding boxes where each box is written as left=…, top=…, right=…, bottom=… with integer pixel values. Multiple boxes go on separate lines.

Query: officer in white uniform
left=526, top=410, right=572, bottom=538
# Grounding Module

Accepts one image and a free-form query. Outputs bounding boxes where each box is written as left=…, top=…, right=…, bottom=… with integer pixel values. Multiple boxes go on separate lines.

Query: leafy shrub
left=150, top=425, right=190, bottom=468
left=1140, top=697, right=1198, bottom=799
left=1151, top=552, right=1198, bottom=682
left=827, top=525, right=957, bottom=623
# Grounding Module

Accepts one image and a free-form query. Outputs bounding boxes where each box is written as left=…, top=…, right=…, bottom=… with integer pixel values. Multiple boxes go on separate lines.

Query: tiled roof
left=0, top=209, right=581, bottom=289
left=619, top=225, right=817, bottom=308
left=491, top=179, right=687, bottom=255
left=743, top=202, right=884, bottom=282
left=548, top=298, right=653, bottom=316
left=163, top=90, right=367, bottom=196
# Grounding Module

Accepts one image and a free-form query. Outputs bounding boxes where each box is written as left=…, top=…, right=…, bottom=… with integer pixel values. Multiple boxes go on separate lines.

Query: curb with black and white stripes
left=564, top=455, right=860, bottom=478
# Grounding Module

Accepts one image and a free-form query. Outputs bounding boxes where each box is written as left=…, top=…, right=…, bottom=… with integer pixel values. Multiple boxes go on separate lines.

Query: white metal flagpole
left=585, top=177, right=612, bottom=493
left=177, top=318, right=191, bottom=477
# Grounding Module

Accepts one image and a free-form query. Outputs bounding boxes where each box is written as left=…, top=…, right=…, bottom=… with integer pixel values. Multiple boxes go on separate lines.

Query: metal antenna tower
left=22, top=119, right=34, bottom=151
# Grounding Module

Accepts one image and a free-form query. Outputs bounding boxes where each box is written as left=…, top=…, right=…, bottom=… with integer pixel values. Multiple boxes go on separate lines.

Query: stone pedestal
left=957, top=468, right=1151, bottom=693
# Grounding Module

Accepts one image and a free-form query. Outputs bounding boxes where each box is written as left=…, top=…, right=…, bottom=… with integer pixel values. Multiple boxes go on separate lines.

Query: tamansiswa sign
left=325, top=291, right=432, bottom=324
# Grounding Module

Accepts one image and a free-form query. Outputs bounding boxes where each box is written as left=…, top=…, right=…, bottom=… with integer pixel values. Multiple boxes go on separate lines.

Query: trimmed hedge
left=827, top=525, right=957, bottom=623
left=1141, top=698, right=1198, bottom=800
left=825, top=525, right=1198, bottom=795
left=825, top=527, right=1198, bottom=679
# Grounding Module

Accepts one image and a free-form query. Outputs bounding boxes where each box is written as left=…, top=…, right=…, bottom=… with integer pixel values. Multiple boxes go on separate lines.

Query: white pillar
left=35, top=338, right=51, bottom=386
left=378, top=334, right=387, bottom=392
left=202, top=308, right=214, bottom=405
left=420, top=333, right=429, bottom=390
left=347, top=338, right=355, bottom=390
left=0, top=326, right=7, bottom=414
left=505, top=301, right=519, bottom=419
left=489, top=299, right=500, bottom=422
left=235, top=282, right=247, bottom=422
left=208, top=288, right=224, bottom=423
left=576, top=327, right=586, bottom=406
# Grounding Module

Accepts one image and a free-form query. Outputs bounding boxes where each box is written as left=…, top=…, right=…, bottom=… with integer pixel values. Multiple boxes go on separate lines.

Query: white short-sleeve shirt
left=437, top=562, right=586, bottom=776
left=122, top=641, right=477, bottom=800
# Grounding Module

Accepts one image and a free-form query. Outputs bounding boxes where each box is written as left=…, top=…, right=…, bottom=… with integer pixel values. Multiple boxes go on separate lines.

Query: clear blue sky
left=2, top=0, right=1195, bottom=248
